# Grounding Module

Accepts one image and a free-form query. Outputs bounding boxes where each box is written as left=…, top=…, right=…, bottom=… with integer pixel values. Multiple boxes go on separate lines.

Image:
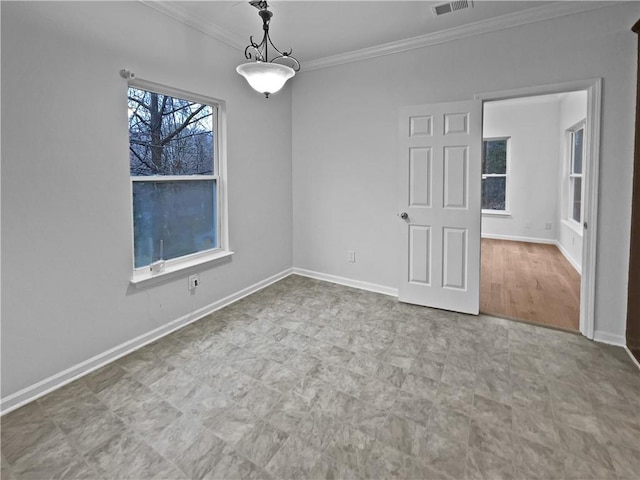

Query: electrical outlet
left=545, top=222, right=552, bottom=230
left=525, top=220, right=532, bottom=229
left=347, top=250, right=356, bottom=263
left=188, top=274, right=200, bottom=290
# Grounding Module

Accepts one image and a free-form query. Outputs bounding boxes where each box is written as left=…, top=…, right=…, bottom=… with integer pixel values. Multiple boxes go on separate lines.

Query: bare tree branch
left=128, top=95, right=150, bottom=110
left=161, top=106, right=208, bottom=146
left=129, top=146, right=156, bottom=173
left=130, top=111, right=150, bottom=128
left=162, top=103, right=199, bottom=116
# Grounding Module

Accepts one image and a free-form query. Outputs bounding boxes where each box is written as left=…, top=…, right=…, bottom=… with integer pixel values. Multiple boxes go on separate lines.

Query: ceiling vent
left=432, top=1, right=473, bottom=16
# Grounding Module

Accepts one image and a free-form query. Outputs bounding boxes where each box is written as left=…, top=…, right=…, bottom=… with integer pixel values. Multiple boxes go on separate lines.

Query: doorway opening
left=479, top=89, right=591, bottom=332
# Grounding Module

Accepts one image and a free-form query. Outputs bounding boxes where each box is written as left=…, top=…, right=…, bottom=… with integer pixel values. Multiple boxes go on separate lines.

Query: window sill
left=482, top=210, right=512, bottom=218
left=130, top=250, right=234, bottom=288
left=562, top=219, right=584, bottom=237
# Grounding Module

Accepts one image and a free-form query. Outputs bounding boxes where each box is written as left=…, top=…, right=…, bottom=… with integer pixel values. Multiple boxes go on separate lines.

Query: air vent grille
left=432, top=1, right=472, bottom=16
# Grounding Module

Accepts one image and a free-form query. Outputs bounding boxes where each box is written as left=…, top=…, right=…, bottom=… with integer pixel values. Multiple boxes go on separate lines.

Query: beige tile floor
left=2, top=275, right=640, bottom=479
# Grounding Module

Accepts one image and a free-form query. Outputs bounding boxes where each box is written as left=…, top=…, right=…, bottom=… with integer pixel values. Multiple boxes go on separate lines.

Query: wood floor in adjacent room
left=480, top=238, right=581, bottom=331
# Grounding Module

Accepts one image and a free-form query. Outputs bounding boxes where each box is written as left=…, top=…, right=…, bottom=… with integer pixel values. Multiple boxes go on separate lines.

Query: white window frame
left=481, top=136, right=510, bottom=215
left=567, top=120, right=585, bottom=228
left=128, top=78, right=231, bottom=287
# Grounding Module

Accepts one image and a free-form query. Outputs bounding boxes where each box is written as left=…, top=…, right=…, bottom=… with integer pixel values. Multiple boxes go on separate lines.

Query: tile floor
left=2, top=275, right=640, bottom=479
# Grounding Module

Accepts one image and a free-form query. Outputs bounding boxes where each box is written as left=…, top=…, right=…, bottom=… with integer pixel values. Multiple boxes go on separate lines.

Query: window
left=128, top=83, right=226, bottom=276
left=481, top=138, right=509, bottom=212
left=568, top=123, right=585, bottom=224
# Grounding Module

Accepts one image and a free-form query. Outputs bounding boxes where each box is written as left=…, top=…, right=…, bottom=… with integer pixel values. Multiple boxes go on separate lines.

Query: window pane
left=128, top=87, right=214, bottom=176
left=482, top=139, right=507, bottom=174
left=572, top=177, right=582, bottom=222
left=482, top=176, right=506, bottom=210
left=133, top=180, right=217, bottom=268
left=572, top=128, right=583, bottom=174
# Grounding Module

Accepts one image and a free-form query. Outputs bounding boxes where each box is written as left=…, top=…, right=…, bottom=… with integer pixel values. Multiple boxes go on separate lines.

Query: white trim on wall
left=292, top=268, right=399, bottom=298
left=141, top=1, right=617, bottom=73
left=0, top=268, right=294, bottom=416
left=582, top=80, right=602, bottom=340
left=140, top=0, right=245, bottom=51
left=4, top=259, right=626, bottom=415
left=481, top=233, right=556, bottom=245
left=555, top=241, right=582, bottom=275
left=302, top=2, right=616, bottom=71
left=481, top=233, right=582, bottom=274
left=625, top=347, right=640, bottom=371
left=294, top=267, right=627, bottom=353
left=593, top=330, right=626, bottom=347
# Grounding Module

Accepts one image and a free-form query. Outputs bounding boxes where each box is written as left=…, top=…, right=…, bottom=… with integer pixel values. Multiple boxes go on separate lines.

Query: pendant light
left=236, top=1, right=300, bottom=98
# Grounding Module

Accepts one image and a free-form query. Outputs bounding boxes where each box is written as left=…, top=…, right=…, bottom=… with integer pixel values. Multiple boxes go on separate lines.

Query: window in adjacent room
left=568, top=122, right=585, bottom=225
left=481, top=137, right=509, bottom=212
left=128, top=82, right=228, bottom=277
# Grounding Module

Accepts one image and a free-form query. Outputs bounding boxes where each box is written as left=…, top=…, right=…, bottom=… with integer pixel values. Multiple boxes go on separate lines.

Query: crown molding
left=302, top=1, right=620, bottom=72
left=140, top=1, right=246, bottom=52
left=140, top=1, right=621, bottom=72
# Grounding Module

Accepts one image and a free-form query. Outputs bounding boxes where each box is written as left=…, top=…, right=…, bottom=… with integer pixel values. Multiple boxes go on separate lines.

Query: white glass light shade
left=236, top=62, right=295, bottom=97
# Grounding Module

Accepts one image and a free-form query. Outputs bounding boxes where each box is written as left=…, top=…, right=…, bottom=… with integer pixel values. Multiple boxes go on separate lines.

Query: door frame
left=474, top=78, right=602, bottom=339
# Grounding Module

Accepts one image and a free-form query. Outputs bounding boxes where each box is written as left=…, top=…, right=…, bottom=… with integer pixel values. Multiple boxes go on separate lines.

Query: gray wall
left=292, top=4, right=637, bottom=342
left=482, top=98, right=561, bottom=242
left=1, top=2, right=293, bottom=398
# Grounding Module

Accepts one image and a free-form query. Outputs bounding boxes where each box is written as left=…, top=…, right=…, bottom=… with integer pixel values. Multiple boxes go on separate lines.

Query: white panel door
left=398, top=100, right=482, bottom=314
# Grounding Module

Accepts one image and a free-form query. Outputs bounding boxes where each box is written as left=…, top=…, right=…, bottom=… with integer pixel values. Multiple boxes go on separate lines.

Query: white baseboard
left=5, top=260, right=622, bottom=414
left=481, top=233, right=582, bottom=274
left=0, top=268, right=294, bottom=416
left=292, top=266, right=631, bottom=363
left=625, top=347, right=640, bottom=371
left=593, top=330, right=626, bottom=347
left=481, top=233, right=557, bottom=245
left=554, top=241, right=582, bottom=274
left=292, top=268, right=398, bottom=298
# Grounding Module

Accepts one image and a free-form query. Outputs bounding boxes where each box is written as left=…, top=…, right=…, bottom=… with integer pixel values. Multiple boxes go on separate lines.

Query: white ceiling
left=144, top=1, right=612, bottom=69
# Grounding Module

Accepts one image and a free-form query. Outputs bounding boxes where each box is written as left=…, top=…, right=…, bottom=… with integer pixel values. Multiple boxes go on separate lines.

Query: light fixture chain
left=242, top=2, right=299, bottom=71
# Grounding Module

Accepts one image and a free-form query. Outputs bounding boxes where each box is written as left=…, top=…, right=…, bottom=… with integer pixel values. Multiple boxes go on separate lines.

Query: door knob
left=400, top=212, right=408, bottom=220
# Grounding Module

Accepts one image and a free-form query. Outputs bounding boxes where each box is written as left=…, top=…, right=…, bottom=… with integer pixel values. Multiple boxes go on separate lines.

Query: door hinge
left=584, top=221, right=588, bottom=229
